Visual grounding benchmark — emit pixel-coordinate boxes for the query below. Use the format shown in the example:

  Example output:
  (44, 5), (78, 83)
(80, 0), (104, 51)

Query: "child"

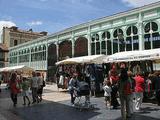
(103, 79), (112, 109)
(22, 77), (31, 106)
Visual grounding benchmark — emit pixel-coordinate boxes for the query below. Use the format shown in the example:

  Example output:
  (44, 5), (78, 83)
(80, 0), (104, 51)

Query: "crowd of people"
(102, 62), (160, 120)
(56, 62), (160, 120)
(0, 62), (160, 120)
(9, 71), (45, 107)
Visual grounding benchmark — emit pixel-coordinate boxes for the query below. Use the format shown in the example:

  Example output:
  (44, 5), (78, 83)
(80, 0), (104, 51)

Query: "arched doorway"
(48, 43), (57, 81)
(74, 37), (88, 57)
(59, 40), (72, 60)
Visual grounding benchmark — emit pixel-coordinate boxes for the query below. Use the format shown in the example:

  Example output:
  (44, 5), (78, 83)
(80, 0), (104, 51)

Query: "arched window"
(126, 25), (138, 51)
(101, 31), (111, 55)
(92, 34), (99, 41)
(43, 45), (46, 50)
(144, 22), (159, 49)
(102, 31), (110, 40)
(91, 33), (100, 55)
(113, 28), (124, 53)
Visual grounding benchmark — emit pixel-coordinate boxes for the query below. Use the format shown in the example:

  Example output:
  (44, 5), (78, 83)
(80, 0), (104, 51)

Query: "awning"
(55, 55), (106, 65)
(0, 65), (34, 72)
(103, 48), (160, 63)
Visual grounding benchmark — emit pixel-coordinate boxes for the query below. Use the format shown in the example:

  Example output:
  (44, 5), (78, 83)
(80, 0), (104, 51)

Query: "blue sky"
(0, 0), (159, 36)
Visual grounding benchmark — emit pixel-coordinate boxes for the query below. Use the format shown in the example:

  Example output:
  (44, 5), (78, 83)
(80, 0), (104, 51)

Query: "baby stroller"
(74, 81), (95, 111)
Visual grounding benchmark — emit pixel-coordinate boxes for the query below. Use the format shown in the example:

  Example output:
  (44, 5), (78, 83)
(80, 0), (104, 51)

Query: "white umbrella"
(55, 55), (106, 65)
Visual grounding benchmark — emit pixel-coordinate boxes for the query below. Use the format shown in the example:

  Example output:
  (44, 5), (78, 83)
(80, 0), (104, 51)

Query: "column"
(17, 50), (19, 66)
(71, 38), (75, 57)
(87, 33), (91, 55)
(138, 12), (144, 50)
(45, 42), (48, 70)
(29, 47), (31, 67)
(99, 32), (102, 54)
(56, 42), (59, 61)
(87, 26), (91, 55)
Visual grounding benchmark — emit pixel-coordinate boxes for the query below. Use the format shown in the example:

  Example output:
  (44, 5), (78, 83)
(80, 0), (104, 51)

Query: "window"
(14, 40), (18, 46)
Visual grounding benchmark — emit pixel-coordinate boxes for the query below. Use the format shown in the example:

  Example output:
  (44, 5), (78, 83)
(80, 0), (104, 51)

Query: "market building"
(9, 1), (160, 80)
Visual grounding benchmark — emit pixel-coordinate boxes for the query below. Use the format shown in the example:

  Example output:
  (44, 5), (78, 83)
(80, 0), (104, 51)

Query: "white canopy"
(0, 65), (34, 73)
(103, 48), (160, 63)
(55, 55), (106, 65)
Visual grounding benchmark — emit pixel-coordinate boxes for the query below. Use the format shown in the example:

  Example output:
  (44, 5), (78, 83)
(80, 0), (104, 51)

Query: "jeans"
(70, 92), (76, 104)
(120, 94), (133, 120)
(32, 87), (38, 102)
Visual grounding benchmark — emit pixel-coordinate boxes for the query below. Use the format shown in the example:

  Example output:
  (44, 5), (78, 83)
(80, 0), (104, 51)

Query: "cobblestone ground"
(0, 83), (160, 120)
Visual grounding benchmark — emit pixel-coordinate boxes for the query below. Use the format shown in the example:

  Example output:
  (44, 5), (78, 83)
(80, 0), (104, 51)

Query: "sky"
(0, 0), (160, 40)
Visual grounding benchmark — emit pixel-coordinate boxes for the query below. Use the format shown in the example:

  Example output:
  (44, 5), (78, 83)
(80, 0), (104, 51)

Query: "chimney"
(40, 31), (47, 36)
(29, 28), (33, 32)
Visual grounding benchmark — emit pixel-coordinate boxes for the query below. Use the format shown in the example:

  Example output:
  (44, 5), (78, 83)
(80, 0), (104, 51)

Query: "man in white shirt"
(31, 71), (39, 104)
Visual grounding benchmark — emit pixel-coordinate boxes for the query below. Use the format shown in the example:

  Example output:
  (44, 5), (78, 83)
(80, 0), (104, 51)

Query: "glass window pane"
(113, 39), (118, 53)
(96, 42), (100, 54)
(153, 32), (160, 48)
(144, 34), (151, 50)
(101, 41), (106, 54)
(126, 37), (132, 51)
(133, 36), (139, 50)
(107, 40), (112, 55)
(91, 43), (95, 55)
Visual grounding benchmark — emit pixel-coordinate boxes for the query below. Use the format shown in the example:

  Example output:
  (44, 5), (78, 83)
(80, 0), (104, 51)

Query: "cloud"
(122, 0), (160, 7)
(27, 21), (43, 26)
(0, 21), (16, 43)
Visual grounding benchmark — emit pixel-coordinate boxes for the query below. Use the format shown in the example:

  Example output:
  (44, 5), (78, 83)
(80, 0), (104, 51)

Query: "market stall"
(0, 65), (34, 83)
(103, 48), (160, 63)
(55, 55), (106, 92)
(55, 54), (106, 65)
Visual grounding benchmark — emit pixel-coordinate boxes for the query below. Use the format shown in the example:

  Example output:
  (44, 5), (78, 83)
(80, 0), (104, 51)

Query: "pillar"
(71, 38), (75, 57)
(138, 12), (144, 50)
(56, 42), (59, 61)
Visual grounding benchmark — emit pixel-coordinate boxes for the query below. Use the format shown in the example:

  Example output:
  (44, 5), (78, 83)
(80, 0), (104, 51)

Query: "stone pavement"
(0, 83), (160, 120)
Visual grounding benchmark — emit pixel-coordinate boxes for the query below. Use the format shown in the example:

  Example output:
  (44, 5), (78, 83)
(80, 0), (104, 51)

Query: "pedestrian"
(154, 72), (160, 106)
(109, 64), (119, 109)
(90, 75), (96, 97)
(127, 71), (135, 116)
(31, 71), (39, 104)
(68, 73), (78, 106)
(37, 72), (44, 102)
(103, 79), (112, 109)
(9, 72), (20, 107)
(134, 72), (145, 111)
(119, 62), (131, 120)
(21, 77), (31, 106)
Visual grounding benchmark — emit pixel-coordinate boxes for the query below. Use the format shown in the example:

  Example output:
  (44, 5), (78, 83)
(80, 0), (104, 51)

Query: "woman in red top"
(9, 72), (20, 107)
(134, 72), (145, 111)
(109, 64), (120, 109)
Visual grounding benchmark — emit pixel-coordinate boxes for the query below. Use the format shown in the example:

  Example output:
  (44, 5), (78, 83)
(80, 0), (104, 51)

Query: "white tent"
(0, 65), (34, 73)
(55, 55), (106, 65)
(103, 48), (160, 63)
